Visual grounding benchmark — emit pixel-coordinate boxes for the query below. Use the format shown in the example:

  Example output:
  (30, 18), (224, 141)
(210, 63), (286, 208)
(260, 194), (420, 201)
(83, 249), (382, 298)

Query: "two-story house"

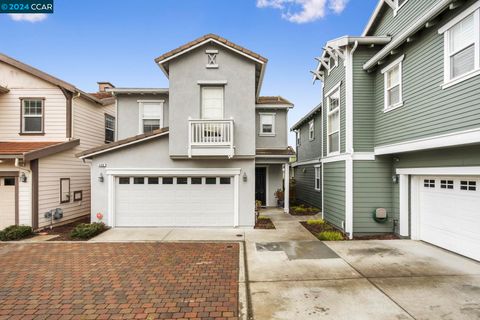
(78, 34), (294, 228)
(0, 54), (115, 230)
(290, 104), (322, 210)
(302, 0), (480, 260)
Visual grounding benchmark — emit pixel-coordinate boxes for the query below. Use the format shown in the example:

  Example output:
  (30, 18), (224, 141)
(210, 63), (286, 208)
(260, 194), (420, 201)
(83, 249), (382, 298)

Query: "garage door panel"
(115, 176), (234, 227)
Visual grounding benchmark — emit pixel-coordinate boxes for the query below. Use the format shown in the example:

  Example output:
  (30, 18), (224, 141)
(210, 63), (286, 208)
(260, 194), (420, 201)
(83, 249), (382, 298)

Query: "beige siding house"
(0, 54), (115, 229)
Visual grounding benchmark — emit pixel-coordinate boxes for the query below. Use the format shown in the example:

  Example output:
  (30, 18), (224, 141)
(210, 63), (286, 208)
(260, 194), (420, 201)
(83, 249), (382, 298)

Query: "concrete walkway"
(90, 208), (480, 320)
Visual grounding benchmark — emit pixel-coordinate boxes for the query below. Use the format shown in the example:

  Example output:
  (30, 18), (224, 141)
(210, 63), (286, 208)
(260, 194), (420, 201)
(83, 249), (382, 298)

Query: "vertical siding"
(0, 62), (67, 141)
(295, 112), (322, 162)
(374, 1), (480, 147)
(323, 161), (345, 229)
(322, 60), (346, 156)
(294, 164), (322, 210)
(352, 48), (376, 152)
(37, 97), (115, 228)
(353, 157), (395, 234)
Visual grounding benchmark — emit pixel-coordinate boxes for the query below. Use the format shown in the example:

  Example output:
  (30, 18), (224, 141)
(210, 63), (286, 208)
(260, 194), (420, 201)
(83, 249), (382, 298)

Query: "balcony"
(188, 119), (234, 158)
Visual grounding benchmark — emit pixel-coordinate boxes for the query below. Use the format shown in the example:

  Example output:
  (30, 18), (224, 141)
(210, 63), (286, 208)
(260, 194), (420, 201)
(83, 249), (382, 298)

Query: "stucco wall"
(255, 108), (289, 149)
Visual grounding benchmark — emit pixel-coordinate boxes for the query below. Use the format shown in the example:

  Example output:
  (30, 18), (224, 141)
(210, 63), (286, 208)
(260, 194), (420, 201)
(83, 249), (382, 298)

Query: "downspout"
(71, 92), (81, 140)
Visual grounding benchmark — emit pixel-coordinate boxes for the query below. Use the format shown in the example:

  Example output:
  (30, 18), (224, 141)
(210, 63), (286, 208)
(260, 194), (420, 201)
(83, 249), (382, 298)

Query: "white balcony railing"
(188, 119), (234, 158)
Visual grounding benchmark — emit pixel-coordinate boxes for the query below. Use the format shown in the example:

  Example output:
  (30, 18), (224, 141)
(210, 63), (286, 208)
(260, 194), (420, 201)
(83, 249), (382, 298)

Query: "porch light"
(98, 173), (104, 183)
(20, 172), (27, 183)
(243, 172), (247, 182)
(392, 174), (399, 184)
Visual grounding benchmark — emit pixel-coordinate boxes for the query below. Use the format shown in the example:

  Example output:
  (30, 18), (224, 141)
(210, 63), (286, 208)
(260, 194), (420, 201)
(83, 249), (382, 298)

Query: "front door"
(0, 177), (16, 229)
(255, 167), (267, 206)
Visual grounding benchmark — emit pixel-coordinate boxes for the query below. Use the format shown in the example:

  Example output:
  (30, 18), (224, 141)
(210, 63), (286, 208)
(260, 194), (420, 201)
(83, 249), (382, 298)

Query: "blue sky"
(2, 0), (377, 145)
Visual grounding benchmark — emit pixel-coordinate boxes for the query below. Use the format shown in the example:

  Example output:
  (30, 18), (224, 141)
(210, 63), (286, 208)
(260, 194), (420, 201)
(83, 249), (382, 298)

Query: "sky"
(2, 0), (378, 145)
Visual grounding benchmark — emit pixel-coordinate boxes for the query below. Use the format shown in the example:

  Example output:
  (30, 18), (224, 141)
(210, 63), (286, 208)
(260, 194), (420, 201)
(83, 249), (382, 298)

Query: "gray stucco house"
(294, 0), (480, 261)
(78, 34), (294, 228)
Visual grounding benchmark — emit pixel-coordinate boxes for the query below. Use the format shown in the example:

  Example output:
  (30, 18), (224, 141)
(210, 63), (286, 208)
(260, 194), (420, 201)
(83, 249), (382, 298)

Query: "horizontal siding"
(294, 164), (322, 210)
(296, 112), (322, 162)
(323, 161), (345, 229)
(353, 158), (395, 234)
(374, 1), (480, 146)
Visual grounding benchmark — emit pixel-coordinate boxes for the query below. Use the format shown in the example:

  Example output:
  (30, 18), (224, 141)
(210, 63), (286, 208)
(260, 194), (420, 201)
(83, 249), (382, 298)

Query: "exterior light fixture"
(98, 173), (104, 183)
(20, 172), (27, 183)
(243, 172), (247, 182)
(392, 174), (399, 184)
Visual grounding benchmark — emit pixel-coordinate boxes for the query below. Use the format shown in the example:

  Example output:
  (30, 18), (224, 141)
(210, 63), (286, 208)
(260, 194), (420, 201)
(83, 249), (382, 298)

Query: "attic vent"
(206, 49), (218, 69)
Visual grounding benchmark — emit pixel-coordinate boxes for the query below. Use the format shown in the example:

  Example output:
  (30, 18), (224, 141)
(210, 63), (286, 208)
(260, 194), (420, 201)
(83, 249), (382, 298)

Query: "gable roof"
(0, 140), (80, 161)
(257, 96), (293, 106)
(291, 103), (322, 131)
(362, 0), (389, 37)
(154, 34), (267, 98)
(77, 127), (169, 159)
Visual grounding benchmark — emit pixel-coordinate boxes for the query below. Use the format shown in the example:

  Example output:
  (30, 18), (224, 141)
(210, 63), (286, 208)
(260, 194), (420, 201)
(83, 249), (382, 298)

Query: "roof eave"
(290, 104), (322, 131)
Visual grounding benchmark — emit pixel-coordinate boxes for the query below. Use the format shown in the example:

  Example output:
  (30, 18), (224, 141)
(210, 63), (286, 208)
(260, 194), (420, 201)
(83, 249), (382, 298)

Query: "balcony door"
(201, 87), (224, 119)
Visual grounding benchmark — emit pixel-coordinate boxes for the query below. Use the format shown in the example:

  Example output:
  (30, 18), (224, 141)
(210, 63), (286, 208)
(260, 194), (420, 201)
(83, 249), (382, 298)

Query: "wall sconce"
(98, 173), (104, 183)
(392, 174), (399, 184)
(243, 172), (247, 182)
(20, 172), (27, 183)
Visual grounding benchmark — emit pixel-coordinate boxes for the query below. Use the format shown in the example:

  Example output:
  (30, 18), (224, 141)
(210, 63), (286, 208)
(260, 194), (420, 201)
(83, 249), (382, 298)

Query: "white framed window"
(21, 98), (44, 133)
(297, 128), (301, 146)
(314, 166), (321, 191)
(439, 3), (480, 88)
(259, 113), (275, 136)
(308, 119), (315, 141)
(328, 55), (338, 74)
(393, 0), (408, 16)
(326, 86), (340, 155)
(105, 114), (115, 143)
(138, 100), (164, 134)
(381, 55), (404, 112)
(201, 86), (224, 119)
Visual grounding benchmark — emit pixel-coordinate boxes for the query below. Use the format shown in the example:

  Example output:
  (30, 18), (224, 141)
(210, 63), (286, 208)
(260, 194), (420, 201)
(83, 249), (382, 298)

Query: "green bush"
(317, 231), (344, 241)
(0, 225), (33, 241)
(257, 215), (270, 220)
(293, 207), (308, 214)
(306, 219), (325, 225)
(70, 222), (106, 239)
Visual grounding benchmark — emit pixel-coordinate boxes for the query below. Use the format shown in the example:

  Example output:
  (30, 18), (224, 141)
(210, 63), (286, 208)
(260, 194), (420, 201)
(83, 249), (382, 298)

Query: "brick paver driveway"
(0, 243), (239, 320)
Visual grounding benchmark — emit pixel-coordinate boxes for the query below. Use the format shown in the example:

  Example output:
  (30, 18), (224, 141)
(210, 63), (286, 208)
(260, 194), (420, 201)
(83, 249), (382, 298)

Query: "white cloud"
(256, 0), (348, 23)
(8, 13), (48, 23)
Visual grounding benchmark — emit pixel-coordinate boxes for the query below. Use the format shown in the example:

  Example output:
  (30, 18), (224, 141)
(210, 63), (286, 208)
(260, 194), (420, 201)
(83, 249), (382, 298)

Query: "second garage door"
(418, 176), (480, 261)
(115, 176), (234, 227)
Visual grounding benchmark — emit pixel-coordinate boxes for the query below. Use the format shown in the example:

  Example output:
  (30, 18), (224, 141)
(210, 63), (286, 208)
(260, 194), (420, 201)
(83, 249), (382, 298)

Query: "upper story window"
(328, 55), (338, 73)
(439, 5), (480, 88)
(138, 100), (164, 134)
(259, 113), (275, 136)
(297, 129), (301, 146)
(314, 166), (321, 191)
(201, 87), (224, 119)
(381, 55), (404, 112)
(393, 0), (408, 15)
(326, 86), (340, 155)
(308, 119), (315, 141)
(105, 114), (115, 143)
(21, 98), (44, 134)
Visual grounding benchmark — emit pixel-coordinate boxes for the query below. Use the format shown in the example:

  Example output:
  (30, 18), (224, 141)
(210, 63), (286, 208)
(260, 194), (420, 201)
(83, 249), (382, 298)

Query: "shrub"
(70, 222), (106, 239)
(0, 225), (33, 241)
(257, 216), (270, 220)
(306, 219), (325, 225)
(293, 207), (308, 214)
(317, 231), (344, 241)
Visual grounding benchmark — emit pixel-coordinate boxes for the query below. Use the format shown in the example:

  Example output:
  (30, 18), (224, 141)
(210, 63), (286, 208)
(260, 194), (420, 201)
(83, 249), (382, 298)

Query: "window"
(205, 177), (217, 184)
(162, 177), (173, 184)
(439, 5), (480, 86)
(314, 167), (321, 191)
(460, 180), (476, 191)
(133, 177), (145, 184)
(60, 178), (70, 203)
(191, 177), (202, 184)
(176, 177), (188, 184)
(297, 129), (301, 146)
(201, 87), (224, 119)
(105, 114), (115, 143)
(381, 55), (404, 111)
(21, 99), (44, 133)
(441, 180), (454, 189)
(259, 113), (275, 136)
(394, 0), (408, 14)
(328, 55), (338, 73)
(119, 177), (130, 184)
(327, 87), (340, 154)
(148, 177), (159, 184)
(220, 177), (231, 185)
(308, 119), (315, 141)
(73, 191), (83, 201)
(139, 101), (163, 133)
(3, 177), (15, 186)
(424, 179), (435, 188)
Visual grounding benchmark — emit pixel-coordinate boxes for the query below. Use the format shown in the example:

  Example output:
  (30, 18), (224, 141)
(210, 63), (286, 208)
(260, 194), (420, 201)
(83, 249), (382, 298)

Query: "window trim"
(327, 55), (338, 74)
(73, 190), (83, 201)
(381, 55), (404, 112)
(308, 119), (315, 141)
(297, 128), (301, 146)
(104, 113), (115, 143)
(60, 178), (70, 204)
(314, 165), (321, 191)
(439, 3), (480, 89)
(259, 112), (276, 136)
(20, 98), (45, 135)
(326, 84), (341, 156)
(138, 100), (164, 134)
(201, 86), (225, 119)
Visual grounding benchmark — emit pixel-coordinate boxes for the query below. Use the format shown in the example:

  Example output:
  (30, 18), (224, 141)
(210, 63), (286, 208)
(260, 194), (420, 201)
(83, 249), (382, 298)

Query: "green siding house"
(297, 0), (480, 261)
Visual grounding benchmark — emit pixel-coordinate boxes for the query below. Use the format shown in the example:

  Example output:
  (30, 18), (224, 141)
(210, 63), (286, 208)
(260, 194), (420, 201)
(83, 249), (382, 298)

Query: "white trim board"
(396, 166), (480, 175)
(374, 127), (480, 155)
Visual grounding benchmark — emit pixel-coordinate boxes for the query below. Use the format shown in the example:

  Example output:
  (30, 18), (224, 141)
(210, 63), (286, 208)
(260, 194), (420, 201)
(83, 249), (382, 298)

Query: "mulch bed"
(354, 234), (400, 240)
(290, 210), (318, 216)
(255, 218), (276, 229)
(300, 221), (347, 240)
(37, 216), (106, 241)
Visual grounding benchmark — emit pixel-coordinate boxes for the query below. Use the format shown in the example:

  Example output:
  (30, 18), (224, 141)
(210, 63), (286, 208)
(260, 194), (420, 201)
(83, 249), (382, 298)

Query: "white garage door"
(0, 177), (16, 230)
(115, 176), (234, 227)
(418, 176), (480, 261)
